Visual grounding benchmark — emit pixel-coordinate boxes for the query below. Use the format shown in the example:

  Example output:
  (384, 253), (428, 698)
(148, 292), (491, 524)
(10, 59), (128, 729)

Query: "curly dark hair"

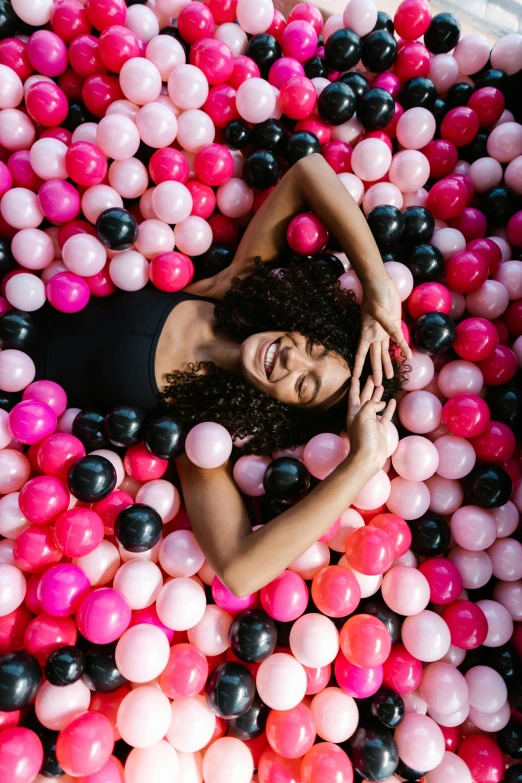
(162, 261), (406, 454)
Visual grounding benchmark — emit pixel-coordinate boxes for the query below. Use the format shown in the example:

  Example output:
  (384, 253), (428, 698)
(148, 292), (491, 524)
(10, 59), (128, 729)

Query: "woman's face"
(240, 331), (351, 408)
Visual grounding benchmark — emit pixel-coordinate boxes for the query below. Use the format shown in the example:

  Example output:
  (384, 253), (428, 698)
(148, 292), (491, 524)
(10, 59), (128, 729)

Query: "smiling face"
(240, 331), (352, 409)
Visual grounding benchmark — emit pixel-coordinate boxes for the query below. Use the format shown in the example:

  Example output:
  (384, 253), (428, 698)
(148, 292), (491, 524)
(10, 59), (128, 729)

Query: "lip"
(261, 339), (277, 380)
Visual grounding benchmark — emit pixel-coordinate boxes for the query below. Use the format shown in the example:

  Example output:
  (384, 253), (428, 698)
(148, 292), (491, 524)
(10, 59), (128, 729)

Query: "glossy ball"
(67, 455), (117, 503)
(229, 609), (277, 664)
(461, 463), (513, 508)
(348, 722), (399, 782)
(44, 646), (85, 686)
(206, 661), (256, 719)
(96, 208), (138, 251)
(361, 30), (397, 73)
(114, 503), (163, 553)
(263, 457), (310, 503)
(411, 312), (456, 354)
(0, 651), (41, 711)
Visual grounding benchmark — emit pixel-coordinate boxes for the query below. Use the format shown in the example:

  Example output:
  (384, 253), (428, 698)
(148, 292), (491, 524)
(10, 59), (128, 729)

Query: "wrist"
(342, 451), (380, 483)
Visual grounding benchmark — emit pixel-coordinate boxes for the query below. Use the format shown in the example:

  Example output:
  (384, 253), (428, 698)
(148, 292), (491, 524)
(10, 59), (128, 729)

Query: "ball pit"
(0, 0), (521, 781)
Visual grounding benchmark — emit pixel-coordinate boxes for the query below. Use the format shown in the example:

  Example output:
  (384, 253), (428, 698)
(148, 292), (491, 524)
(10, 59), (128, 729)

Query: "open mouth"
(263, 340), (278, 379)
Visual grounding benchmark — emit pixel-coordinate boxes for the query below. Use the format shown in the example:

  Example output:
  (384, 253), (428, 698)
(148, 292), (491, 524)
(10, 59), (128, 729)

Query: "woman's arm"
(176, 379), (395, 597)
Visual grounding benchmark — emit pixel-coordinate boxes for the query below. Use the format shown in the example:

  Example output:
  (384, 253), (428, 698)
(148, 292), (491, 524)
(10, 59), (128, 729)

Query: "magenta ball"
(418, 558), (463, 605)
(442, 394), (490, 438)
(8, 400), (57, 445)
(38, 563), (90, 616)
(18, 474), (68, 524)
(38, 180), (80, 223)
(260, 570), (309, 623)
(287, 212), (329, 255)
(46, 272), (90, 313)
(150, 252), (194, 292)
(77, 587), (131, 644)
(334, 653), (383, 698)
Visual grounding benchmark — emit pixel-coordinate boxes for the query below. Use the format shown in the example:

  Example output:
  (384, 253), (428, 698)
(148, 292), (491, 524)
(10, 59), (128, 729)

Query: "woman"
(39, 153), (410, 595)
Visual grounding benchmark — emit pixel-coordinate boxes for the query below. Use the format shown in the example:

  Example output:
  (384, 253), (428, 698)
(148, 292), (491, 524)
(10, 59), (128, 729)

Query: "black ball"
(245, 34), (281, 76)
(400, 77), (437, 111)
(72, 410), (109, 451)
(304, 56), (327, 79)
(484, 644), (521, 683)
(223, 119), (251, 149)
(0, 390), (21, 412)
(324, 28), (361, 72)
(461, 463), (513, 509)
(83, 644), (128, 693)
(460, 129), (489, 163)
(229, 609), (277, 663)
(473, 68), (509, 93)
(408, 512), (451, 557)
(357, 87), (395, 131)
(312, 251), (346, 278)
(114, 503), (163, 552)
(197, 243), (235, 278)
(259, 495), (288, 524)
(404, 243), (444, 283)
(105, 406), (146, 448)
(263, 457), (310, 502)
(424, 13), (461, 54)
(96, 208), (139, 250)
(370, 687), (405, 729)
(243, 149), (281, 190)
(504, 764), (522, 783)
(487, 386), (522, 430)
(0, 0), (17, 38)
(318, 82), (356, 126)
(0, 652), (41, 711)
(206, 662), (256, 719)
(227, 694), (269, 740)
(338, 71), (370, 99)
(373, 10), (394, 34)
(63, 101), (96, 132)
(497, 722), (522, 759)
(357, 598), (402, 644)
(395, 759), (426, 780)
(381, 250), (399, 263)
(45, 646), (85, 687)
(251, 119), (287, 154)
(411, 312), (456, 354)
(285, 131), (321, 166)
(67, 455), (117, 502)
(480, 186), (518, 225)
(366, 205), (405, 248)
(361, 30), (397, 74)
(446, 81), (474, 108)
(145, 414), (186, 460)
(40, 732), (64, 778)
(432, 97), (448, 127)
(0, 238), (14, 277)
(345, 722), (399, 782)
(0, 310), (36, 351)
(402, 206), (435, 247)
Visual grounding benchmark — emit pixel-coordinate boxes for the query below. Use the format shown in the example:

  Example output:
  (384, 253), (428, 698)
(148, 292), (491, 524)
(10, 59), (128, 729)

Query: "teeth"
(264, 343), (277, 377)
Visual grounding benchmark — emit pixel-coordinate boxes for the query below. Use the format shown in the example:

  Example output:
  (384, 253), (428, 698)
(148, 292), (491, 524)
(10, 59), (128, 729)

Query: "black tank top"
(33, 288), (214, 412)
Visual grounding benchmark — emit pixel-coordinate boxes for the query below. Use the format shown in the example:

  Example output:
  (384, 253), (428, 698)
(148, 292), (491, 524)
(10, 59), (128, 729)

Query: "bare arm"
(176, 379), (395, 597)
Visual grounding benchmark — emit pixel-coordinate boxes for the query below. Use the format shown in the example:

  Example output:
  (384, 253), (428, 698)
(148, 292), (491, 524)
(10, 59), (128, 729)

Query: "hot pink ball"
(38, 180), (80, 223)
(418, 557), (463, 605)
(212, 576), (256, 613)
(345, 526), (395, 576)
(54, 508), (104, 557)
(159, 642), (208, 700)
(150, 252), (194, 292)
(454, 317), (498, 361)
(22, 380), (67, 417)
(268, 57), (304, 89)
(446, 250), (489, 294)
(260, 570), (308, 623)
(470, 420), (516, 463)
(335, 652), (383, 698)
(281, 20), (318, 62)
(287, 212), (329, 255)
(18, 474), (68, 525)
(279, 76), (316, 120)
(441, 599), (488, 649)
(38, 563), (90, 616)
(47, 272), (91, 313)
(194, 143), (233, 187)
(427, 177), (468, 220)
(408, 282), (451, 319)
(56, 712), (114, 778)
(77, 587), (131, 644)
(8, 400), (57, 445)
(0, 728), (43, 783)
(382, 642), (422, 694)
(191, 38), (234, 85)
(25, 81), (68, 127)
(442, 393), (490, 438)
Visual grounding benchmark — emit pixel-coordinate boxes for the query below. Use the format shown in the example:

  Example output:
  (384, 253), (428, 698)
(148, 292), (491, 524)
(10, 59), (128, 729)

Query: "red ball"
(506, 210), (522, 247)
(445, 250), (489, 294)
(85, 0), (126, 32)
(422, 139), (458, 179)
(228, 55), (260, 90)
(296, 117), (331, 145)
(86, 264), (116, 298)
(124, 441), (168, 481)
(448, 208), (487, 242)
(408, 281), (451, 319)
(51, 0), (92, 44)
(441, 393), (491, 438)
(66, 141), (108, 187)
(446, 172), (474, 203)
(394, 0), (431, 39)
(440, 725), (461, 753)
(457, 735), (504, 783)
(311, 565), (361, 618)
(0, 38), (34, 81)
(454, 317), (499, 361)
(57, 68), (85, 102)
(207, 212), (238, 244)
(150, 251), (195, 292)
(204, 84), (239, 128)
(394, 42), (430, 82)
(178, 1), (215, 44)
(194, 143), (234, 186)
(92, 489), (133, 536)
(467, 87), (505, 127)
(441, 106), (480, 147)
(427, 177), (468, 220)
(68, 34), (106, 79)
(287, 212), (329, 255)
(279, 76), (317, 120)
(466, 238), (502, 275)
(322, 141), (353, 173)
(470, 420), (516, 463)
(476, 344), (518, 386)
(149, 148), (189, 185)
(185, 179), (216, 218)
(191, 38), (234, 85)
(0, 604), (33, 655)
(25, 82), (68, 127)
(98, 24), (141, 73)
(368, 513), (411, 558)
(505, 299), (522, 337)
(340, 614), (391, 668)
(203, 0), (237, 24)
(382, 643), (422, 694)
(344, 526), (395, 576)
(82, 73), (123, 117)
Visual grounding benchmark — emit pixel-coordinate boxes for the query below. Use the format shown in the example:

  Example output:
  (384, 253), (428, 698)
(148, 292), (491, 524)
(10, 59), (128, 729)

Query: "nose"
(281, 344), (311, 373)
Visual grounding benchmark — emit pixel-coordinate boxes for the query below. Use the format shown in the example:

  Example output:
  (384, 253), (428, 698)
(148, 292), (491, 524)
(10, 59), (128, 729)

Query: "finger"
(376, 314), (413, 359)
(382, 339), (394, 380)
(372, 385), (384, 403)
(360, 376), (375, 405)
(381, 398), (397, 425)
(370, 342), (383, 387)
(353, 339), (370, 380)
(359, 399), (385, 420)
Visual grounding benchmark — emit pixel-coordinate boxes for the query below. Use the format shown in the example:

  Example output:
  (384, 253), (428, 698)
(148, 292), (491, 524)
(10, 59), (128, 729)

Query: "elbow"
(219, 565), (256, 599)
(295, 152), (324, 174)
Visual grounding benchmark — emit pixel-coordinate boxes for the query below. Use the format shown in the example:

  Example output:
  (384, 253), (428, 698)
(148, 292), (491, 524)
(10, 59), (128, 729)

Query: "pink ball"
(488, 537), (522, 581)
(11, 228), (54, 271)
(0, 728), (43, 783)
(335, 652), (383, 698)
(418, 557), (463, 605)
(281, 20), (318, 62)
(0, 110), (36, 154)
(5, 273), (46, 312)
(397, 107), (436, 150)
(109, 251), (149, 292)
(399, 391), (442, 434)
(0, 350), (35, 393)
(389, 150), (430, 192)
(63, 234), (107, 277)
(465, 664), (507, 715)
(476, 598), (513, 647)
(0, 64), (23, 110)
(387, 477), (431, 520)
(8, 400), (57, 445)
(504, 155), (522, 194)
(77, 587), (131, 644)
(159, 530), (204, 578)
(302, 433), (348, 480)
(25, 82), (68, 127)
(27, 30), (67, 77)
(124, 742), (178, 783)
(185, 422), (232, 469)
(395, 713), (445, 773)
(363, 183), (404, 214)
(54, 508), (104, 558)
(256, 653), (307, 711)
(38, 563), (90, 616)
(434, 435), (476, 480)
(287, 212), (328, 256)
(174, 216), (213, 255)
(269, 57), (304, 89)
(38, 180), (80, 223)
(211, 576), (256, 613)
(351, 138), (392, 182)
(232, 455), (271, 496)
(441, 393), (490, 438)
(203, 737), (253, 783)
(402, 610), (451, 662)
(420, 661), (468, 717)
(431, 227), (466, 260)
(47, 272), (90, 313)
(353, 470), (391, 511)
(403, 351), (434, 391)
(448, 547), (493, 590)
(454, 316), (498, 361)
(487, 121), (522, 162)
(437, 360), (483, 398)
(191, 38), (234, 86)
(115, 623), (170, 683)
(261, 570), (308, 622)
(194, 143), (233, 187)
(392, 435), (439, 482)
(382, 565), (430, 616)
(450, 505), (497, 551)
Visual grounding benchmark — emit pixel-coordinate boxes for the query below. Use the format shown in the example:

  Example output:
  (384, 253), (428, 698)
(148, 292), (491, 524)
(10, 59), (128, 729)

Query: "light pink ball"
(106, 99), (140, 120)
(454, 34), (491, 75)
(152, 181), (192, 224)
(389, 150), (430, 193)
(187, 604), (233, 657)
(96, 115), (140, 161)
(493, 580), (522, 621)
(159, 530), (204, 577)
(341, 559), (382, 598)
(177, 109), (215, 152)
(215, 22), (248, 56)
(81, 185), (123, 224)
(434, 437), (476, 481)
(387, 477), (431, 520)
(425, 751), (472, 783)
(0, 64), (24, 109)
(117, 686), (172, 748)
(11, 228), (54, 270)
(72, 540), (120, 587)
(289, 613), (339, 668)
(236, 0), (274, 34)
(402, 611), (451, 662)
(504, 155), (522, 193)
(63, 234), (107, 277)
(0, 492), (29, 539)
(168, 64), (209, 110)
(429, 703), (469, 727)
(328, 508), (364, 553)
(6, 273), (45, 311)
(0, 350), (35, 393)
(426, 475), (464, 515)
(303, 433), (348, 480)
(397, 108), (436, 150)
(399, 391), (442, 434)
(120, 58), (162, 106)
(395, 714), (445, 772)
(289, 542), (330, 580)
(146, 35), (186, 80)
(202, 737), (253, 783)
(0, 563), (26, 616)
(109, 158), (149, 199)
(332, 115), (364, 144)
(256, 653), (307, 710)
(469, 157), (503, 192)
(392, 436), (439, 482)
(236, 77), (276, 124)
(35, 679), (91, 731)
(310, 687), (359, 743)
(403, 188), (429, 208)
(342, 0), (377, 36)
(491, 234), (512, 260)
(381, 565), (430, 616)
(437, 360), (483, 398)
(487, 122), (522, 162)
(338, 270), (362, 302)
(353, 469), (390, 510)
(136, 480), (180, 522)
(216, 178), (254, 218)
(125, 742), (179, 783)
(450, 506), (496, 551)
(323, 13), (343, 41)
(420, 662), (469, 715)
(351, 138), (392, 182)
(403, 352), (434, 392)
(363, 182), (403, 214)
(431, 227), (466, 259)
(0, 109), (35, 151)
(115, 623), (170, 682)
(175, 216), (213, 255)
(113, 560), (162, 610)
(491, 33), (522, 74)
(468, 701), (510, 732)
(487, 537), (522, 581)
(1, 188), (43, 229)
(384, 261), (414, 302)
(125, 4), (159, 42)
(136, 219), (174, 258)
(233, 455), (271, 496)
(476, 598), (514, 647)
(137, 103), (178, 148)
(338, 172), (364, 205)
(495, 260), (522, 300)
(156, 577), (206, 630)
(491, 501), (519, 538)
(466, 279), (509, 319)
(448, 547), (493, 589)
(465, 665), (507, 713)
(429, 54), (459, 93)
(71, 122), (98, 145)
(109, 250), (149, 291)
(29, 138), (68, 180)
(166, 696), (215, 753)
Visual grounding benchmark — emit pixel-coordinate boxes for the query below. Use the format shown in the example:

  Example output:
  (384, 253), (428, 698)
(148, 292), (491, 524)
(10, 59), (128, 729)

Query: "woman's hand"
(346, 377), (396, 473)
(353, 274), (412, 387)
